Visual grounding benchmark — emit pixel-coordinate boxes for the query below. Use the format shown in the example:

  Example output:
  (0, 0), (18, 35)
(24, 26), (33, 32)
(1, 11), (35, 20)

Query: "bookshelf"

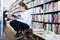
(32, 21), (60, 24)
(28, 0), (60, 35)
(9, 0), (60, 39)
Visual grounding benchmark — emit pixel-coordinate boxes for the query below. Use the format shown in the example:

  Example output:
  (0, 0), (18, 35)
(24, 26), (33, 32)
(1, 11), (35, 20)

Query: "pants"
(3, 19), (6, 32)
(10, 20), (29, 32)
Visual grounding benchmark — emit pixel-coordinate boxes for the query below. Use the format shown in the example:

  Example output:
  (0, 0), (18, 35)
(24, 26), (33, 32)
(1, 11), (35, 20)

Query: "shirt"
(16, 10), (32, 27)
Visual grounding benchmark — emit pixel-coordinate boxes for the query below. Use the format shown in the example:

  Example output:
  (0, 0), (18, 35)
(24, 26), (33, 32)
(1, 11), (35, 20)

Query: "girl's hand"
(11, 17), (16, 20)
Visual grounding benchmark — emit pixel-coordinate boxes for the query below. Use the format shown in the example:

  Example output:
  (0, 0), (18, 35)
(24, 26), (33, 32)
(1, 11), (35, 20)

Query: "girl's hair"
(19, 1), (28, 10)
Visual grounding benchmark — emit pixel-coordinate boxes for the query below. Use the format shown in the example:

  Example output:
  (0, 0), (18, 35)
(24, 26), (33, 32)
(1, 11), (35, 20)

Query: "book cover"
(44, 14), (48, 22)
(39, 6), (43, 13)
(55, 24), (59, 34)
(38, 15), (41, 21)
(52, 24), (59, 34)
(36, 15), (38, 21)
(46, 4), (49, 12)
(40, 23), (43, 29)
(58, 25), (60, 34)
(40, 15), (42, 21)
(35, 7), (40, 13)
(32, 22), (36, 28)
(33, 8), (36, 14)
(41, 0), (44, 4)
(44, 24), (47, 31)
(36, 23), (40, 29)
(58, 1), (60, 10)
(34, 15), (36, 21)
(46, 24), (51, 32)
(52, 13), (58, 23)
(51, 2), (54, 12)
(54, 2), (58, 11)
(52, 24), (56, 33)
(58, 12), (60, 23)
(37, 0), (41, 5)
(48, 14), (52, 22)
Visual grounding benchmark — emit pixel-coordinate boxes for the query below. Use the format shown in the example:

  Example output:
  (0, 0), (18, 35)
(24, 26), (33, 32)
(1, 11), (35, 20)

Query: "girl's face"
(20, 6), (25, 12)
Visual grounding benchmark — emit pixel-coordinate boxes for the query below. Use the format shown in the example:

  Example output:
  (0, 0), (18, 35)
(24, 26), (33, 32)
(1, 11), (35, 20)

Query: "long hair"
(19, 1), (28, 10)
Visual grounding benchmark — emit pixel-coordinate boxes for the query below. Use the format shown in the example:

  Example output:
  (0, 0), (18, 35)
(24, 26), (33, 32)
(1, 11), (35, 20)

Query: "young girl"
(10, 1), (32, 37)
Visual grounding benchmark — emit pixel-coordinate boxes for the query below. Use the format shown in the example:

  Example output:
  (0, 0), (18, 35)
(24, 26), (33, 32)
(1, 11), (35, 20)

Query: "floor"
(0, 23), (34, 40)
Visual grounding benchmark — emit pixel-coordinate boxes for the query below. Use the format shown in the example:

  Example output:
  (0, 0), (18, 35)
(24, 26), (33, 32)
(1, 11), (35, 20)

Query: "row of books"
(44, 24), (60, 34)
(32, 12), (60, 23)
(32, 22), (60, 34)
(28, 1), (60, 14)
(27, 0), (53, 7)
(44, 1), (60, 12)
(23, 0), (32, 3)
(32, 22), (43, 29)
(29, 6), (43, 14)
(27, 2), (34, 8)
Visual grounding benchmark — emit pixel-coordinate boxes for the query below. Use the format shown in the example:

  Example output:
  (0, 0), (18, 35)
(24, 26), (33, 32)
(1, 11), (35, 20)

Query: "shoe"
(14, 31), (23, 38)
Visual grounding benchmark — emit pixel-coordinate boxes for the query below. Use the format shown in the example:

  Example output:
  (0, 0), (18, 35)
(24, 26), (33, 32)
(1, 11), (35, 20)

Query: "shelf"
(31, 10), (60, 15)
(29, 4), (43, 9)
(28, 0), (58, 9)
(33, 32), (45, 40)
(31, 13), (43, 15)
(26, 0), (34, 4)
(44, 0), (57, 4)
(32, 21), (44, 23)
(26, 1), (32, 4)
(32, 21), (60, 24)
(44, 10), (60, 13)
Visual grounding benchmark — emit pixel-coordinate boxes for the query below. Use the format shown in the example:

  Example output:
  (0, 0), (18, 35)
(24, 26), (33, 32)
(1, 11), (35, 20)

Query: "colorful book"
(48, 14), (52, 22)
(39, 6), (43, 13)
(52, 24), (59, 34)
(58, 1), (60, 10)
(36, 15), (38, 21)
(40, 15), (42, 21)
(58, 12), (60, 23)
(52, 24), (56, 33)
(52, 13), (58, 23)
(36, 23), (40, 29)
(54, 2), (58, 11)
(44, 14), (48, 22)
(58, 25), (60, 34)
(38, 15), (41, 21)
(32, 22), (36, 28)
(35, 7), (40, 13)
(44, 24), (51, 32)
(40, 23), (43, 29)
(44, 24), (47, 31)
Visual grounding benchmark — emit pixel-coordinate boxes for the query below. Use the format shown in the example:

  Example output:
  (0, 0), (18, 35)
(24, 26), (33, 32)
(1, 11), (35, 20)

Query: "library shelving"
(9, 0), (60, 40)
(30, 0), (60, 35)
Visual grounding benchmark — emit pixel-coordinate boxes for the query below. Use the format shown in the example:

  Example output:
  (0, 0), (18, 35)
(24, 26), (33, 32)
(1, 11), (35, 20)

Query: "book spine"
(58, 25), (60, 34)
(58, 12), (60, 23)
(32, 22), (36, 28)
(36, 23), (40, 29)
(53, 14), (58, 23)
(38, 15), (41, 21)
(48, 14), (52, 22)
(58, 1), (60, 10)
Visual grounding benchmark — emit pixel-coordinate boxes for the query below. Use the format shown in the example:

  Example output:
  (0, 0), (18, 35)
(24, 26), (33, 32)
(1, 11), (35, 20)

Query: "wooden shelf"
(31, 10), (60, 15)
(44, 0), (57, 4)
(31, 13), (43, 15)
(33, 32), (45, 40)
(32, 21), (60, 24)
(29, 4), (43, 9)
(44, 10), (60, 13)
